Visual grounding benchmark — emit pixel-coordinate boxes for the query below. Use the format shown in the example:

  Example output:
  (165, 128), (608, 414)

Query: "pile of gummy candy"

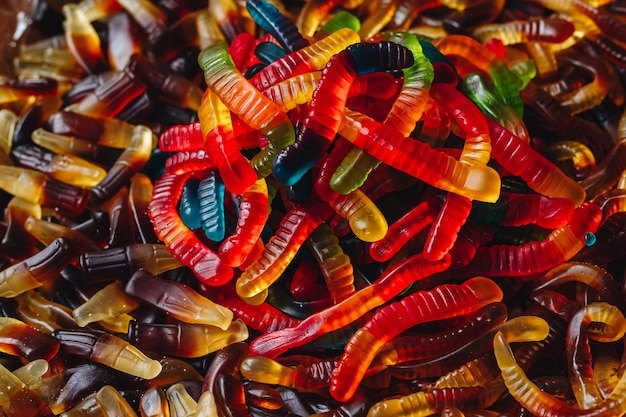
(1, 0), (626, 415)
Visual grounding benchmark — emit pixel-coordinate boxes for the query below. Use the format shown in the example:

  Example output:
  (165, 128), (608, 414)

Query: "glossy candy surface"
(1, 0), (626, 416)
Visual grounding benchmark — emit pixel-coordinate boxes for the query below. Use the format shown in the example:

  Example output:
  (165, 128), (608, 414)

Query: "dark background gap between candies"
(1, 0), (626, 416)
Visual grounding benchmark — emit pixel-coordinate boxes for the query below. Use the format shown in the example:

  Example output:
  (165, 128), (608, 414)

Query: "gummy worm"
(329, 277), (503, 401)
(488, 118), (586, 205)
(555, 48), (609, 115)
(307, 222), (356, 303)
(432, 314), (552, 389)
(368, 315), (550, 417)
(235, 198), (333, 301)
(433, 34), (524, 116)
(197, 169), (226, 242)
(494, 328), (626, 417)
(272, 41), (415, 187)
(249, 252), (450, 358)
(198, 88), (258, 194)
(330, 32), (434, 196)
(245, 0), (308, 52)
(465, 202), (602, 277)
(566, 302), (626, 408)
(218, 177), (269, 268)
(250, 27), (360, 91)
(472, 17), (576, 45)
(198, 42), (295, 179)
(371, 302), (508, 375)
(339, 110), (501, 203)
(148, 171), (233, 285)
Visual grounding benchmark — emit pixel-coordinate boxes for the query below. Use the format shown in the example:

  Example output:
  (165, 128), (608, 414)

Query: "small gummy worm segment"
(527, 0), (626, 44)
(295, 0), (342, 38)
(148, 171), (233, 286)
(217, 291), (301, 333)
(329, 276), (504, 402)
(500, 192), (575, 229)
(462, 71), (530, 143)
(198, 88), (258, 195)
(245, 0), (308, 53)
(488, 118), (586, 206)
(369, 196), (444, 262)
(431, 315), (552, 390)
(158, 122), (204, 152)
(227, 32), (261, 73)
(240, 354), (339, 391)
(328, 189), (388, 242)
(197, 169), (226, 242)
(250, 27), (361, 92)
(218, 177), (269, 268)
(530, 262), (626, 315)
(262, 71), (322, 113)
(164, 148), (214, 177)
(422, 193), (473, 261)
(306, 222), (356, 303)
(430, 82), (492, 166)
(433, 34), (524, 116)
